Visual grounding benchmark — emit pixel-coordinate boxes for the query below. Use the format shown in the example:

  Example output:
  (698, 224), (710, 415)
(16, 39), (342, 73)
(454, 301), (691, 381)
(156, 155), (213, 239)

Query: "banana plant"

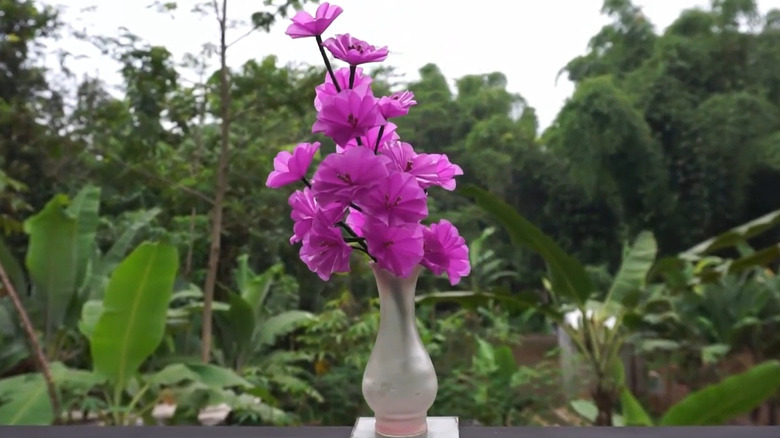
(573, 360), (780, 426)
(215, 255), (314, 371)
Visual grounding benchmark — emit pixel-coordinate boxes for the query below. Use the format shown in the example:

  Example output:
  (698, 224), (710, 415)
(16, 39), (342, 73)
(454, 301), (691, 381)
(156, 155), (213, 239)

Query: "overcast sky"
(46, 0), (780, 131)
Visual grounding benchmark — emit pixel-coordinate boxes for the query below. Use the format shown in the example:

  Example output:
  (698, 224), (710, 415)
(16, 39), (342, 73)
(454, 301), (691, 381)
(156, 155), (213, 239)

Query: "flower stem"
(374, 124), (386, 154)
(349, 65), (356, 89)
(338, 220), (375, 261)
(301, 177), (312, 188)
(316, 35), (339, 92)
(350, 243), (377, 262)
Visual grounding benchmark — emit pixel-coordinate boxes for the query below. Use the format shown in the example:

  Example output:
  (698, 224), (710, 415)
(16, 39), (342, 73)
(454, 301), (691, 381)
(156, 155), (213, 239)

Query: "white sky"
(45, 0), (780, 131)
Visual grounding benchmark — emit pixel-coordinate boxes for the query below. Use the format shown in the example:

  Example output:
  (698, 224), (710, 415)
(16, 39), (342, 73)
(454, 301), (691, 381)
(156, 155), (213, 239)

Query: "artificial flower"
(299, 213), (352, 280)
(363, 219), (424, 278)
(378, 91), (416, 119)
(358, 171), (427, 226)
(315, 67), (373, 111)
(337, 123), (399, 153)
(288, 188), (344, 244)
(322, 33), (388, 65)
(311, 146), (390, 206)
(266, 142), (320, 188)
(285, 2), (343, 39)
(421, 220), (471, 285)
(312, 89), (385, 146)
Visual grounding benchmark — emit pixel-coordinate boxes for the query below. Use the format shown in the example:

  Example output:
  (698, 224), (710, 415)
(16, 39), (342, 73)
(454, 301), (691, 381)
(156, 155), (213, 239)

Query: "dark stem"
(349, 65), (356, 89)
(337, 220), (375, 262)
(316, 35), (340, 92)
(374, 124), (386, 154)
(350, 244), (376, 261)
(301, 177), (312, 189)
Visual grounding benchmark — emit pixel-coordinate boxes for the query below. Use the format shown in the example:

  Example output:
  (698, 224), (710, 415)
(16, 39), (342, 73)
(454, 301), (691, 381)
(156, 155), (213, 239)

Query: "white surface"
(351, 417), (459, 438)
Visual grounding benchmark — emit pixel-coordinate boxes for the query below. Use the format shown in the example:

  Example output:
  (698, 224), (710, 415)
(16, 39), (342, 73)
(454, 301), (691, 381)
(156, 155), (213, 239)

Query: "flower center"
(384, 194), (402, 208)
(348, 43), (365, 53)
(404, 160), (414, 172)
(347, 113), (359, 127)
(337, 172), (353, 184)
(383, 240), (394, 248)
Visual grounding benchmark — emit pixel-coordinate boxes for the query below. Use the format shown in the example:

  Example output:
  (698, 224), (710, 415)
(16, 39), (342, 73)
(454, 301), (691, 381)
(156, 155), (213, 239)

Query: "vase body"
(362, 264), (437, 437)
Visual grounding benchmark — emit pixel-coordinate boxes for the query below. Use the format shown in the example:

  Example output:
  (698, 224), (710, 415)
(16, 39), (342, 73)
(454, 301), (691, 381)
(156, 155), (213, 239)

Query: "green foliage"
(89, 242), (179, 390)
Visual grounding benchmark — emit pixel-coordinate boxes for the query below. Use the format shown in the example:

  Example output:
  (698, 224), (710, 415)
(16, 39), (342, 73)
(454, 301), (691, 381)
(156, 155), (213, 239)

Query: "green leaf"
(90, 242), (179, 388)
(607, 231), (657, 307)
(620, 387), (653, 426)
(0, 373), (53, 425)
(0, 236), (27, 298)
(147, 363), (199, 386)
(256, 310), (314, 348)
(66, 185), (101, 292)
(701, 344), (730, 365)
(459, 184), (593, 305)
(683, 209), (780, 257)
(660, 360), (780, 425)
(23, 194), (79, 337)
(183, 363), (252, 389)
(570, 399), (597, 422)
(216, 293), (255, 366)
(87, 208), (160, 299)
(78, 299), (104, 340)
(493, 345), (517, 385)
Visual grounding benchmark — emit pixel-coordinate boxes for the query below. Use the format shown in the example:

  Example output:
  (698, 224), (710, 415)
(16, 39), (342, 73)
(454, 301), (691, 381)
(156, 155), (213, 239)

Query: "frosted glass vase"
(362, 264), (438, 437)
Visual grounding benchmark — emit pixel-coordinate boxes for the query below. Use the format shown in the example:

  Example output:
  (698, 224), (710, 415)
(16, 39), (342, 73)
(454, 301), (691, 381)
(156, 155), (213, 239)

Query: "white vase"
(362, 264), (437, 437)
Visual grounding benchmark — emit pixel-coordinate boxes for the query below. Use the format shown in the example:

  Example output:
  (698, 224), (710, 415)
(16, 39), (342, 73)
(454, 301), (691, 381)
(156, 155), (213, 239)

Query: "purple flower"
(337, 123), (399, 153)
(288, 188), (345, 244)
(421, 220), (470, 285)
(315, 67), (373, 111)
(311, 146), (390, 206)
(363, 219), (424, 278)
(299, 212), (352, 281)
(359, 171), (427, 226)
(266, 142), (320, 188)
(378, 91), (416, 119)
(414, 154), (463, 191)
(285, 2), (343, 39)
(345, 207), (366, 237)
(322, 34), (389, 65)
(312, 89), (385, 146)
(383, 142), (463, 191)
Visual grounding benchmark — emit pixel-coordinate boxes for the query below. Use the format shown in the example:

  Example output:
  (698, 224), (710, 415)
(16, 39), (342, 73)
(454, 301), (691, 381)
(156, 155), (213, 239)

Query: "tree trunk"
(592, 385), (614, 426)
(201, 0), (231, 363)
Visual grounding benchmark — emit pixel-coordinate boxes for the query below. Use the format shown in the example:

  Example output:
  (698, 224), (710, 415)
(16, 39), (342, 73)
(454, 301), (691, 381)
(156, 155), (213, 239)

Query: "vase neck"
(372, 265), (421, 331)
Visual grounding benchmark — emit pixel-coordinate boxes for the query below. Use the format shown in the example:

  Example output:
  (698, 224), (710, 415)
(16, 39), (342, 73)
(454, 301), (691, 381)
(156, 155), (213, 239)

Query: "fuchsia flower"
(288, 188), (344, 244)
(315, 67), (373, 111)
(312, 89), (385, 146)
(363, 219), (424, 278)
(266, 142), (320, 188)
(337, 123), (399, 153)
(273, 3), (471, 283)
(421, 220), (471, 285)
(322, 34), (389, 65)
(378, 91), (417, 119)
(285, 2), (343, 39)
(345, 207), (366, 236)
(311, 146), (390, 206)
(359, 171), (427, 226)
(300, 213), (353, 281)
(382, 142), (462, 190)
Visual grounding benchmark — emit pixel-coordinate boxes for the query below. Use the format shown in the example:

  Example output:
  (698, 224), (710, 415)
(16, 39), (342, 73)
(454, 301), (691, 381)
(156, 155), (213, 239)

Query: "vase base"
(352, 417), (459, 438)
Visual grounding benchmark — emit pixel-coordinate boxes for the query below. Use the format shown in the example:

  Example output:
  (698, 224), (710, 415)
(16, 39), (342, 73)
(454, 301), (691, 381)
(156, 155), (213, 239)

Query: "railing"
(6, 426), (780, 438)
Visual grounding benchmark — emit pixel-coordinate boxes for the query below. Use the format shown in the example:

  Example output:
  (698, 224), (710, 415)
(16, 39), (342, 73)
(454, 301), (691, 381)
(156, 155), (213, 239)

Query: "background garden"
(1, 0), (780, 427)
